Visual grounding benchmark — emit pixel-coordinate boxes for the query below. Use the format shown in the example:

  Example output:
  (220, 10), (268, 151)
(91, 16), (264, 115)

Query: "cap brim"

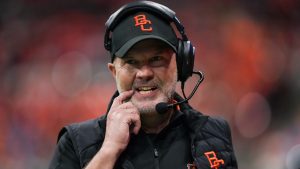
(114, 35), (177, 57)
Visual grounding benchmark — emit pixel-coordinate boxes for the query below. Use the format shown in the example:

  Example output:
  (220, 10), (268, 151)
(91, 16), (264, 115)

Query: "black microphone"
(155, 71), (204, 114)
(156, 102), (173, 114)
(156, 100), (187, 114)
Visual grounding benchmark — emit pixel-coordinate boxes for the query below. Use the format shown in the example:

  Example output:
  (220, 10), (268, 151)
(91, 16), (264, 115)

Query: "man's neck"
(140, 110), (174, 134)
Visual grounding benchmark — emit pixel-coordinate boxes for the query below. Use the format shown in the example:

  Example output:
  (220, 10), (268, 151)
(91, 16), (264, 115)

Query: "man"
(49, 1), (238, 169)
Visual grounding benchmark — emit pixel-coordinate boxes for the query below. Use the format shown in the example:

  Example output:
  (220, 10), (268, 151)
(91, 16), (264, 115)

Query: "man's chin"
(131, 94), (170, 113)
(131, 100), (160, 114)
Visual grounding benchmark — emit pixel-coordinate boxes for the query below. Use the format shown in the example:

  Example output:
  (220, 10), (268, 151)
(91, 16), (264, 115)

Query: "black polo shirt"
(116, 110), (193, 169)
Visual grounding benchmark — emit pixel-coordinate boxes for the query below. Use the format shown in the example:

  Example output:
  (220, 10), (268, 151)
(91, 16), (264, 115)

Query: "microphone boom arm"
(156, 71), (204, 114)
(184, 71), (204, 101)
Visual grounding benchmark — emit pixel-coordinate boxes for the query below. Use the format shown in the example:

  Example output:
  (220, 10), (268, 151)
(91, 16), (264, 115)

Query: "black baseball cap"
(110, 11), (178, 58)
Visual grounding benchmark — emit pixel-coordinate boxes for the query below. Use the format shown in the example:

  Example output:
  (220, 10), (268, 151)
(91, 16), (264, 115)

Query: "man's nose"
(136, 65), (154, 80)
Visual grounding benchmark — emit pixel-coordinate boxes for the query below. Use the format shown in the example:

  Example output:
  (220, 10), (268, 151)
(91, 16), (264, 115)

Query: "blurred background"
(0, 0), (299, 168)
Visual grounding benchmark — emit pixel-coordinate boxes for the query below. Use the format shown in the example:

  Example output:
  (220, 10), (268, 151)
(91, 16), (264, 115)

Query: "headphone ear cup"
(183, 40), (195, 79)
(176, 40), (184, 82)
(105, 39), (111, 51)
(177, 40), (195, 83)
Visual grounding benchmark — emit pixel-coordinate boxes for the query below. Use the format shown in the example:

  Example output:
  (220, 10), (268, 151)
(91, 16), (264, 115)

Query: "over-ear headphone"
(104, 1), (195, 83)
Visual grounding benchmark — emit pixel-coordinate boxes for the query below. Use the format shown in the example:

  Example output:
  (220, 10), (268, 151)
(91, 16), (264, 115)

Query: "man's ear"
(107, 63), (116, 78)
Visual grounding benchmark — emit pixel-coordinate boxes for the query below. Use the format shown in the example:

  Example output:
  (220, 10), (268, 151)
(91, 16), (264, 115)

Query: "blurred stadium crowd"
(0, 0), (299, 169)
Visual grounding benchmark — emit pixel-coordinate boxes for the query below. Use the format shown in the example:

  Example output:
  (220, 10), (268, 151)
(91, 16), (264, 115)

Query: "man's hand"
(103, 90), (141, 154)
(85, 90), (141, 169)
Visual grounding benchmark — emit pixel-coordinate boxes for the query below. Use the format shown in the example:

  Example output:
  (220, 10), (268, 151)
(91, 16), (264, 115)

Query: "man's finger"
(127, 113), (141, 135)
(117, 102), (138, 111)
(132, 117), (141, 135)
(112, 90), (134, 107)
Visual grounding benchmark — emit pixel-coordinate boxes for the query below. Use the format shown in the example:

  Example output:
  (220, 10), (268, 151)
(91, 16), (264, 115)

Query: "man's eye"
(149, 56), (166, 67)
(151, 56), (162, 61)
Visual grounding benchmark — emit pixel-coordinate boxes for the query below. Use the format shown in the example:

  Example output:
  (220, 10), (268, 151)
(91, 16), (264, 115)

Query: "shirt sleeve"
(48, 132), (81, 169)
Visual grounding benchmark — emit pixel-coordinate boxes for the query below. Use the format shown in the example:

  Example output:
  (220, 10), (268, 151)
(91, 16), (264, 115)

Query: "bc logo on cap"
(134, 14), (153, 32)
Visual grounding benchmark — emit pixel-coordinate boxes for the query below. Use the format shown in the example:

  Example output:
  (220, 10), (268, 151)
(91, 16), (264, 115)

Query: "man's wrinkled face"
(108, 39), (178, 116)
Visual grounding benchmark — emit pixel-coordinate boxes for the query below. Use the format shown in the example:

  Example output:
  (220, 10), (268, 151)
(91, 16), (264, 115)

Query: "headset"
(104, 1), (195, 84)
